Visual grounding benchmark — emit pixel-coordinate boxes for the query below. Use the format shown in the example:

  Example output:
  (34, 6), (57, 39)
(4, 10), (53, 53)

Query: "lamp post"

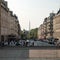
(29, 20), (30, 39)
(0, 0), (1, 44)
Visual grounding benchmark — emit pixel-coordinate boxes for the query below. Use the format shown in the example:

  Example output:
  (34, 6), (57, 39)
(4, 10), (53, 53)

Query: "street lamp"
(29, 20), (31, 39)
(0, 0), (1, 44)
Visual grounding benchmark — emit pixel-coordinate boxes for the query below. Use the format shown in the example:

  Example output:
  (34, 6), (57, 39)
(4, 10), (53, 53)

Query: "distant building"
(43, 18), (47, 39)
(53, 9), (60, 40)
(38, 24), (45, 40)
(0, 0), (21, 44)
(46, 13), (55, 39)
(38, 13), (55, 40)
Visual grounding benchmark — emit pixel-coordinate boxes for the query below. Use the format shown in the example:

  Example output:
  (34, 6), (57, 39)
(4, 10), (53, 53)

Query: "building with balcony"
(53, 9), (60, 40)
(38, 24), (45, 40)
(38, 13), (55, 40)
(44, 13), (55, 39)
(0, 0), (21, 44)
(43, 18), (47, 39)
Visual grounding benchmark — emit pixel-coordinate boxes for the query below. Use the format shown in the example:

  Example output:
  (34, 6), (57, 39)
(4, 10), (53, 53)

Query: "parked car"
(29, 40), (34, 46)
(56, 40), (60, 46)
(18, 40), (26, 46)
(9, 41), (16, 46)
(47, 38), (54, 44)
(54, 38), (59, 45)
(25, 39), (34, 47)
(4, 42), (8, 46)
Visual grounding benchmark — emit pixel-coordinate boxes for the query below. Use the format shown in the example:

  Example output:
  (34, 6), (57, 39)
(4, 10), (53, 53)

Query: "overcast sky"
(5, 0), (60, 30)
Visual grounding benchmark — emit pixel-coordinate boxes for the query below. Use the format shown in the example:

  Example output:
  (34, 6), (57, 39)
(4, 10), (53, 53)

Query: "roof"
(57, 9), (60, 14)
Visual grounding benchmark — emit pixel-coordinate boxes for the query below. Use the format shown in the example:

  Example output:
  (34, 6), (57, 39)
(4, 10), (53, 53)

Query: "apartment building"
(38, 24), (45, 40)
(53, 9), (60, 40)
(38, 25), (41, 39)
(0, 0), (21, 43)
(38, 13), (55, 40)
(43, 18), (47, 39)
(1, 0), (9, 42)
(44, 13), (55, 39)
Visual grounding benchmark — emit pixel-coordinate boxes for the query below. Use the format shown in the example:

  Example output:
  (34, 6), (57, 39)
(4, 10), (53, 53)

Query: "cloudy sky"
(5, 0), (60, 30)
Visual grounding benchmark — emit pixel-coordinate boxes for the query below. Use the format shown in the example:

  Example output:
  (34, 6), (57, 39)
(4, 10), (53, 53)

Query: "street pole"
(0, 0), (1, 44)
(29, 20), (30, 39)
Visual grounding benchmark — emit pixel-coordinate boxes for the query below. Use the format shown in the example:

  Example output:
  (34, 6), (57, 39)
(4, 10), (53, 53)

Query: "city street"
(0, 0), (60, 60)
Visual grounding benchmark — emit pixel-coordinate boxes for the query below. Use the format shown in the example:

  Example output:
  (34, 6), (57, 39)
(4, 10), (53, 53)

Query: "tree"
(30, 28), (38, 39)
(20, 28), (38, 40)
(21, 30), (29, 40)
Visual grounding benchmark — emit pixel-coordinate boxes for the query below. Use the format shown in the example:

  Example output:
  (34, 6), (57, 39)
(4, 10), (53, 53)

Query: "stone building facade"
(46, 13), (55, 39)
(38, 13), (55, 40)
(0, 0), (21, 43)
(53, 9), (60, 40)
(38, 24), (45, 39)
(1, 0), (9, 42)
(43, 18), (47, 39)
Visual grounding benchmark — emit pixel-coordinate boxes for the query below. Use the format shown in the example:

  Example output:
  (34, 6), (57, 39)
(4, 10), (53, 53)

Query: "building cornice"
(1, 1), (8, 12)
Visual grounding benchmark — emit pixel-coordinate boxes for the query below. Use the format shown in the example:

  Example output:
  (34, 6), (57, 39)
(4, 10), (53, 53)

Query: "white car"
(9, 41), (16, 46)
(4, 42), (8, 46)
